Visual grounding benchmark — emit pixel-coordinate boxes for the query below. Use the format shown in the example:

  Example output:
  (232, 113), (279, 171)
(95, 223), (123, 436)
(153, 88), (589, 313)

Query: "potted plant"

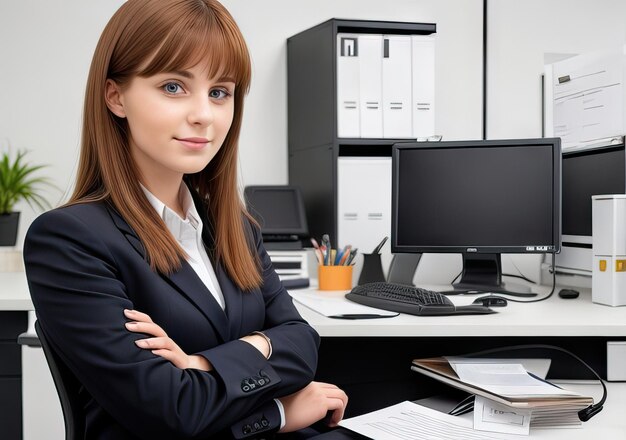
(0, 150), (52, 246)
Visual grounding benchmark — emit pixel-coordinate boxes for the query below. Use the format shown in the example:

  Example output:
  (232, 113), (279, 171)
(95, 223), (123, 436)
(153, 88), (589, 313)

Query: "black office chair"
(35, 320), (85, 440)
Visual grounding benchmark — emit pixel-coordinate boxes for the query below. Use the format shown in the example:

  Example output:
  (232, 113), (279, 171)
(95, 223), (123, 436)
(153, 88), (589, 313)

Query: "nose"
(187, 94), (214, 127)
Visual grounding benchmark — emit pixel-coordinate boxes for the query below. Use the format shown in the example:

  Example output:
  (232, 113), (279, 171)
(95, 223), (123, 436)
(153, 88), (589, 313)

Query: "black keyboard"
(346, 282), (496, 316)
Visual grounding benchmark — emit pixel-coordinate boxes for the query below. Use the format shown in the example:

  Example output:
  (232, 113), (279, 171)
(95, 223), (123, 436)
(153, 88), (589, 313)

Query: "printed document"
(339, 401), (523, 440)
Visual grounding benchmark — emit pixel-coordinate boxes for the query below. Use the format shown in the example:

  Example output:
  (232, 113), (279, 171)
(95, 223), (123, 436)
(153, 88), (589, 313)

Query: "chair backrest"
(35, 320), (85, 440)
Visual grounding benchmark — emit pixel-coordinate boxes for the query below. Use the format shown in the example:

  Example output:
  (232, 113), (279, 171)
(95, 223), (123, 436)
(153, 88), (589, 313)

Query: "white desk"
(0, 271), (32, 311)
(290, 287), (626, 337)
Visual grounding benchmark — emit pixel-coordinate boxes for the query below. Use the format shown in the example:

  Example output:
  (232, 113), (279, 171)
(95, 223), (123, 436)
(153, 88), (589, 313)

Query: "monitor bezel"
(391, 138), (562, 255)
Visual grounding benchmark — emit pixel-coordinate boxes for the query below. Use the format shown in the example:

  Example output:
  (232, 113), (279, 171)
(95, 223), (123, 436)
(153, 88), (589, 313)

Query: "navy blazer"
(24, 199), (320, 439)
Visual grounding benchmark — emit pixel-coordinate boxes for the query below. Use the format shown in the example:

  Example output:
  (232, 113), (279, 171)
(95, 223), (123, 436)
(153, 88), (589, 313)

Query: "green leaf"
(0, 150), (54, 214)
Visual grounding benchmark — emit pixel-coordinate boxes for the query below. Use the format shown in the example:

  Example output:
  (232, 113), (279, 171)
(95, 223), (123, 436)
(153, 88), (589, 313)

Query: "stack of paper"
(411, 357), (594, 434)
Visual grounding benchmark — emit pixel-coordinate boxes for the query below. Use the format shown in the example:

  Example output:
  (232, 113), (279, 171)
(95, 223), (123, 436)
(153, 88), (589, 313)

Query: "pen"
(372, 236), (389, 254)
(322, 234), (331, 265)
(328, 313), (399, 319)
(345, 248), (358, 265)
(310, 238), (324, 265)
(337, 245), (352, 266)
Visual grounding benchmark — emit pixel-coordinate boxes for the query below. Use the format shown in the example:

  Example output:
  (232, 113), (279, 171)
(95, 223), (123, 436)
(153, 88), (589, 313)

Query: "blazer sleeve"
(197, 220), (320, 399)
(24, 209), (298, 439)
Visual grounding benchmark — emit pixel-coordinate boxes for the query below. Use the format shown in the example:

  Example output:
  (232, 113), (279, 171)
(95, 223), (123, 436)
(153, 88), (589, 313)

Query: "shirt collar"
(141, 183), (202, 240)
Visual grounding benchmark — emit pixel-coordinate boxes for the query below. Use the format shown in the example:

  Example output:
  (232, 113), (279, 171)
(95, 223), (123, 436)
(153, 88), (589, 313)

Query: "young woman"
(23, 0), (348, 438)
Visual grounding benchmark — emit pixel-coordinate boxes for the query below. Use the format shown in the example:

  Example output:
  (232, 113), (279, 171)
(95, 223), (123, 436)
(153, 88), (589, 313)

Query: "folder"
(411, 34), (436, 137)
(411, 357), (594, 428)
(336, 33), (361, 138)
(358, 34), (383, 138)
(382, 35), (413, 138)
(337, 157), (391, 255)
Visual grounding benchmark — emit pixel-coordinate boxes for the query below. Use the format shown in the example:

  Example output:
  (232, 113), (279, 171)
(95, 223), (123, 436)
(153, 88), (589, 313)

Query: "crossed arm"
(124, 308), (348, 432)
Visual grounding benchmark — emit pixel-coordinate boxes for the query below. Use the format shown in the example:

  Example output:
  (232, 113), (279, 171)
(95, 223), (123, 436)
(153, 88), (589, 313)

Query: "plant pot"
(0, 212), (20, 246)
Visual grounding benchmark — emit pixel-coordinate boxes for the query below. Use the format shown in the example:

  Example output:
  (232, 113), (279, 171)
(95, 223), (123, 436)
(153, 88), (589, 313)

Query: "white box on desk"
(592, 194), (626, 306)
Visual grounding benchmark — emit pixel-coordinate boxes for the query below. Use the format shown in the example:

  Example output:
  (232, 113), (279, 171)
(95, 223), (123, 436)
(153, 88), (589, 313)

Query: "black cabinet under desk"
(0, 311), (28, 440)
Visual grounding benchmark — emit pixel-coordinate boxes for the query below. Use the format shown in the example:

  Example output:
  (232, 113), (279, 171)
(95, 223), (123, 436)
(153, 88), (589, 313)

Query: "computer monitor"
(244, 185), (308, 238)
(559, 145), (625, 273)
(391, 138), (561, 294)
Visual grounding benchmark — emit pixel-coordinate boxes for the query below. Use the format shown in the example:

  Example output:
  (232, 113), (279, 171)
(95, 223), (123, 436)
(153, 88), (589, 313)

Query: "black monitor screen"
(244, 186), (308, 236)
(392, 138), (561, 294)
(562, 146), (625, 238)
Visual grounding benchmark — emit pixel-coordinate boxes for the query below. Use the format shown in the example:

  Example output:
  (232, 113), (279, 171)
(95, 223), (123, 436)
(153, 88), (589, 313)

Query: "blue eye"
(163, 82), (181, 94)
(209, 89), (230, 99)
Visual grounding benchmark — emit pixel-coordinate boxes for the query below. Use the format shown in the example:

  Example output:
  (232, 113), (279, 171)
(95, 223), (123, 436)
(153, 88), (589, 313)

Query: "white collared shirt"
(141, 184), (226, 310)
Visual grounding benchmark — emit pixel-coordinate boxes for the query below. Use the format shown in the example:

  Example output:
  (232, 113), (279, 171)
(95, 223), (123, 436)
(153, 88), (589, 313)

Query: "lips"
(176, 137), (210, 150)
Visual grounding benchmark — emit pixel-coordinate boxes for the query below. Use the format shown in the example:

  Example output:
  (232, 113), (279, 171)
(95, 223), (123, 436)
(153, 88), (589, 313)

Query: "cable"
(448, 254), (554, 299)
(461, 343), (606, 422)
(487, 253), (556, 303)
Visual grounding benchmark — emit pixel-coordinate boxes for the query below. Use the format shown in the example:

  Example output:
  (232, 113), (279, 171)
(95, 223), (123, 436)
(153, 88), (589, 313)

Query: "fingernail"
(124, 309), (135, 315)
(135, 339), (148, 348)
(125, 322), (137, 328)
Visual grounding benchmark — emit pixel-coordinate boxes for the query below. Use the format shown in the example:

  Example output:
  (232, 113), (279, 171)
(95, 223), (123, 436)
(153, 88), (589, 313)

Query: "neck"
(142, 176), (185, 218)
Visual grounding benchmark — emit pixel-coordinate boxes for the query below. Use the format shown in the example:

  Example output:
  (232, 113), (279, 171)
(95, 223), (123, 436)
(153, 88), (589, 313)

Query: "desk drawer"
(0, 311), (28, 339)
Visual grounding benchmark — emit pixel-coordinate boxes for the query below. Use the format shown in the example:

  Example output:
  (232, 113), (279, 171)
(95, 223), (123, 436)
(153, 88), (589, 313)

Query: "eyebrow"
(165, 70), (236, 83)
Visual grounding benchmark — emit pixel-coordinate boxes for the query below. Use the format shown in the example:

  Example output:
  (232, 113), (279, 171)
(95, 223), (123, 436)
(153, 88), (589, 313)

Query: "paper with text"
(339, 401), (522, 440)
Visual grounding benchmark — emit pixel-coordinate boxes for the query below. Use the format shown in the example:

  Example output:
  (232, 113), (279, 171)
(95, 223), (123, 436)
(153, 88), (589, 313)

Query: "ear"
(105, 79), (126, 118)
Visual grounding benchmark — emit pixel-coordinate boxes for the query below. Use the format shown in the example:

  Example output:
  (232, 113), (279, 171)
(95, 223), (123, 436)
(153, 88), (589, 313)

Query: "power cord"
(491, 253), (557, 303)
(462, 343), (606, 422)
(448, 253), (555, 301)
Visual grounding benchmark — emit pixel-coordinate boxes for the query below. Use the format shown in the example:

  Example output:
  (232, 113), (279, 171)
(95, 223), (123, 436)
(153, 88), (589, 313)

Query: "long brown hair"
(70, 0), (262, 290)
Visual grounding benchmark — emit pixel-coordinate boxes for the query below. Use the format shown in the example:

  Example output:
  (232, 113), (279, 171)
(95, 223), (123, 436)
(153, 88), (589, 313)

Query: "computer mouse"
(472, 295), (508, 307)
(558, 288), (580, 299)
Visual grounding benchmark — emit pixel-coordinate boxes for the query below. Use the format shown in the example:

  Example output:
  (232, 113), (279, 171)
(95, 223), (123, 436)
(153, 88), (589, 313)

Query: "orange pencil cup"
(318, 265), (353, 291)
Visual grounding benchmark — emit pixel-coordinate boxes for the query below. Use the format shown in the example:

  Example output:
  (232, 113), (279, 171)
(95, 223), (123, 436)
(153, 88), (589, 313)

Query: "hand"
(278, 382), (348, 433)
(124, 309), (212, 371)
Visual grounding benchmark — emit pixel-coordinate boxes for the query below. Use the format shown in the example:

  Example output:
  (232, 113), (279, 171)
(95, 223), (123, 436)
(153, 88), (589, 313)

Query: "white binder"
(411, 34), (436, 137)
(337, 34), (361, 138)
(358, 34), (383, 138)
(337, 157), (392, 255)
(382, 35), (413, 138)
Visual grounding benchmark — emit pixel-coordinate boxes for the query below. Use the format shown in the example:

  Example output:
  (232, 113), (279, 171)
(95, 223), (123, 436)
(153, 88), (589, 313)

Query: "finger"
(318, 382), (341, 391)
(125, 321), (167, 337)
(327, 398), (347, 426)
(124, 309), (154, 323)
(150, 349), (177, 362)
(322, 387), (349, 406)
(134, 337), (172, 350)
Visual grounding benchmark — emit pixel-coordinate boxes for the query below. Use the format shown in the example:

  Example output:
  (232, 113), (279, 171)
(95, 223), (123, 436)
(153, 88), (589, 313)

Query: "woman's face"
(106, 62), (235, 186)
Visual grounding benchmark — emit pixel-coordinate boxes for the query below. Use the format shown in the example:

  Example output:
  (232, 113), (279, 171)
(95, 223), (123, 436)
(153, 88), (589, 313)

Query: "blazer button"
(261, 417), (269, 427)
(242, 424), (252, 435)
(253, 422), (261, 431)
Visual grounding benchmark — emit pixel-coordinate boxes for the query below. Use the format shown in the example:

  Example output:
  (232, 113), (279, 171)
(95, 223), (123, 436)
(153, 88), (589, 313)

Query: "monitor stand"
(453, 253), (536, 297)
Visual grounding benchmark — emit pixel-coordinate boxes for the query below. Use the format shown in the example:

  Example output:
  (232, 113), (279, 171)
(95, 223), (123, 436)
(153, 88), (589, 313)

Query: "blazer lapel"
(165, 263), (230, 342)
(106, 204), (230, 342)
(215, 263), (245, 337)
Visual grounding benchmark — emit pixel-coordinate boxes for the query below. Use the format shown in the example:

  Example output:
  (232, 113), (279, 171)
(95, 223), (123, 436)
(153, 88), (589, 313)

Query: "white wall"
(0, 0), (482, 249)
(487, 0), (626, 140)
(0, 0), (126, 247)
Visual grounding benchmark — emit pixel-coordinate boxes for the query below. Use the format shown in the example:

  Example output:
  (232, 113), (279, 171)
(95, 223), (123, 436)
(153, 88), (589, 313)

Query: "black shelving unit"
(287, 19), (436, 242)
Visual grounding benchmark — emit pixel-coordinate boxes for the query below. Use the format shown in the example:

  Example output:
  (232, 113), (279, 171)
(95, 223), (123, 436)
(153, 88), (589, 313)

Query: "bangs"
(137, 2), (251, 91)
